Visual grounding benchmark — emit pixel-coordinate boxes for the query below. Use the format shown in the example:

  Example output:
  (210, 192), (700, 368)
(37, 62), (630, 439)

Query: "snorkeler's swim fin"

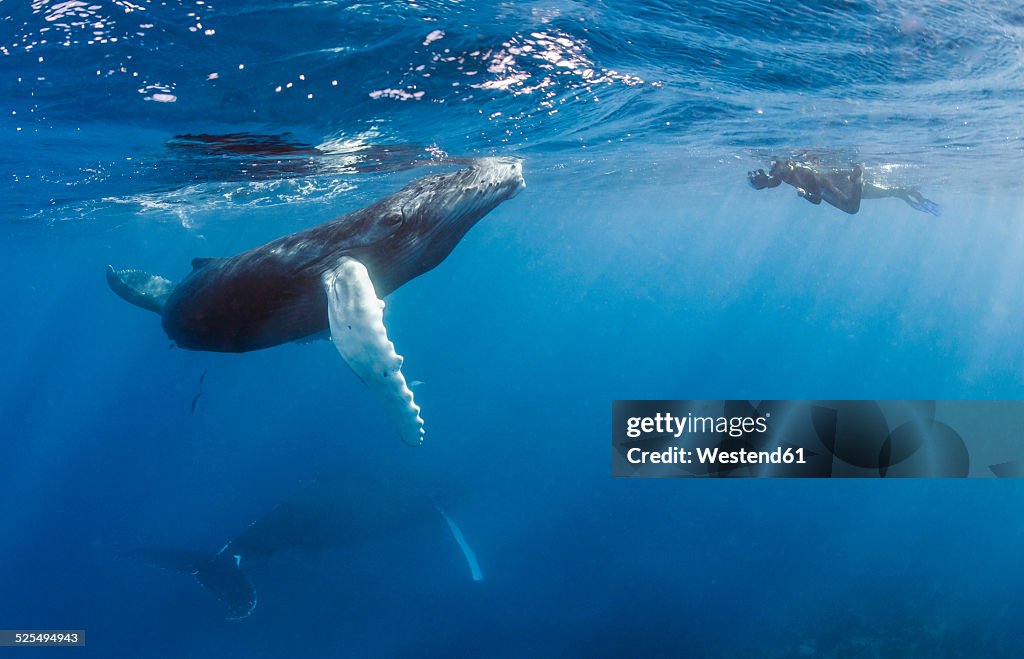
(124, 547), (257, 620)
(908, 198), (941, 216)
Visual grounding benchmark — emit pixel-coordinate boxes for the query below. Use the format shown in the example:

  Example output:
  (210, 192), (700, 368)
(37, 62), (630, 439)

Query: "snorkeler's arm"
(789, 167), (822, 204)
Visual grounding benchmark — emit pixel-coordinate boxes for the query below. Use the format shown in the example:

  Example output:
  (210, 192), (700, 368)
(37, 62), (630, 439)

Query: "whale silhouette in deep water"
(125, 471), (483, 619)
(107, 157), (525, 444)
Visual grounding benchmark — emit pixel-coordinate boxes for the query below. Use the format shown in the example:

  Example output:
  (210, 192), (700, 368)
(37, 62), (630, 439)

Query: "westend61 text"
(626, 446), (807, 466)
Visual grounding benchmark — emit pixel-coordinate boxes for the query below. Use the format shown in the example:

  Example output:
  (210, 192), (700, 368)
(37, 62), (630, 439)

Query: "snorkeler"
(748, 158), (940, 216)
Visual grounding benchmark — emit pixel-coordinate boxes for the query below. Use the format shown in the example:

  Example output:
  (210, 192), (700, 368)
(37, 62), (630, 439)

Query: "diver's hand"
(795, 187), (821, 204)
(748, 169), (772, 189)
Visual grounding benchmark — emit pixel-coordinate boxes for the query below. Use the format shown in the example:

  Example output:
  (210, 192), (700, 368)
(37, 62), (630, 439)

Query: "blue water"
(4, 1), (1024, 656)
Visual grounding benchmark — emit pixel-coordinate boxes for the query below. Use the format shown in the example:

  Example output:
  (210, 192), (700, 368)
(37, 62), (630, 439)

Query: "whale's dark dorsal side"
(191, 257), (221, 270)
(108, 158), (525, 443)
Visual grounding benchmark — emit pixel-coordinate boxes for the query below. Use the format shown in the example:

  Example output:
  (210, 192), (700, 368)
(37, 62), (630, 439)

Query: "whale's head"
(360, 157), (525, 291)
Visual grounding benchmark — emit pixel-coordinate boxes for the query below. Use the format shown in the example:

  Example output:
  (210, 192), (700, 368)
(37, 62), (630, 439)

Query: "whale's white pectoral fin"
(324, 257), (425, 446)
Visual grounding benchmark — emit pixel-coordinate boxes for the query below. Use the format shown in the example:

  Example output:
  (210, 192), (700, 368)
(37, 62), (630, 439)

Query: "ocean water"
(3, 1), (1024, 657)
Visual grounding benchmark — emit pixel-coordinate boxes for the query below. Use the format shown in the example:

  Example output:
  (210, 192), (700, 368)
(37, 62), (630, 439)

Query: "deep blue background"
(3, 1), (1024, 656)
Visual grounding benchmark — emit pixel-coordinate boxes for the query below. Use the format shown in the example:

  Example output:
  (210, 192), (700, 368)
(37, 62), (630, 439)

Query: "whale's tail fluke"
(106, 266), (176, 314)
(125, 547), (257, 619)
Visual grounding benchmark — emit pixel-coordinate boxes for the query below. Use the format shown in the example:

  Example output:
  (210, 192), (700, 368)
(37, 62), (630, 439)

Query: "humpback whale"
(107, 157), (525, 444)
(125, 471), (483, 619)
